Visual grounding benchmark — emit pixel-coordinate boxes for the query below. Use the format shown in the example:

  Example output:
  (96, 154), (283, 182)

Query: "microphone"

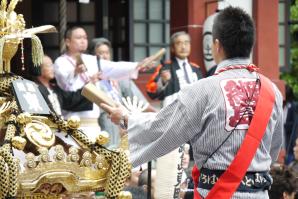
(96, 56), (101, 72)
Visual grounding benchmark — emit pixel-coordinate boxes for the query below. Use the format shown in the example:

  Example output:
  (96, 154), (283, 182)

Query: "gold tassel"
(31, 34), (44, 66)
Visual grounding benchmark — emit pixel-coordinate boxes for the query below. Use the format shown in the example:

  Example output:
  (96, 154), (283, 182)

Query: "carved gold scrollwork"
(53, 145), (66, 162)
(38, 147), (50, 163)
(95, 154), (109, 170)
(25, 152), (36, 169)
(80, 151), (92, 167)
(67, 146), (79, 163)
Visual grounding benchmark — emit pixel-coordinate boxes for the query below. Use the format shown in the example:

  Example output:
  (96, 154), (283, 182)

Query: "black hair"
(64, 26), (83, 40)
(286, 85), (295, 102)
(212, 6), (255, 58)
(269, 166), (297, 199)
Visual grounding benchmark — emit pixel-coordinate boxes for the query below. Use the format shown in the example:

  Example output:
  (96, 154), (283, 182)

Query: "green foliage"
(291, 1), (298, 22)
(282, 1), (298, 99)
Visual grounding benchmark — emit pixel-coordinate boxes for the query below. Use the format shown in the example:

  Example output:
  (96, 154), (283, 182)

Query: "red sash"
(193, 74), (275, 199)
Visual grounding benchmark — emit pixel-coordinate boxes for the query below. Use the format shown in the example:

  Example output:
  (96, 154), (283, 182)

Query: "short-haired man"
(54, 27), (153, 139)
(146, 31), (202, 107)
(55, 26), (149, 92)
(102, 7), (283, 199)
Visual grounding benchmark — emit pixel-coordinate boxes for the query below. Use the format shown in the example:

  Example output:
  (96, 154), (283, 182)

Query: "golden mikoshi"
(0, 0), (131, 198)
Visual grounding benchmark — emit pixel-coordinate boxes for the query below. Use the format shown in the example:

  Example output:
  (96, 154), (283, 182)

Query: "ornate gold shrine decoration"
(0, 67), (131, 199)
(18, 145), (110, 196)
(0, 72), (130, 199)
(96, 131), (110, 145)
(67, 115), (80, 129)
(0, 0), (56, 73)
(11, 136), (27, 150)
(24, 120), (55, 148)
(0, 1), (131, 198)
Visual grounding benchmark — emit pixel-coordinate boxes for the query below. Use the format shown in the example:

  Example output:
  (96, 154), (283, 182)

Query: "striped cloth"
(127, 58), (283, 199)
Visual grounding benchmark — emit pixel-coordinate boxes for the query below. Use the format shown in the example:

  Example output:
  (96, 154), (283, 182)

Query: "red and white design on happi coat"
(220, 78), (260, 131)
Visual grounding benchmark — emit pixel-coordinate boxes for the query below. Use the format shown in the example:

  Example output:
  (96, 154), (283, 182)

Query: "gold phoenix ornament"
(0, 0), (56, 73)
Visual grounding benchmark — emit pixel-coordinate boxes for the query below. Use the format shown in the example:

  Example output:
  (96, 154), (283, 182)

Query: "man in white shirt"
(54, 26), (152, 141)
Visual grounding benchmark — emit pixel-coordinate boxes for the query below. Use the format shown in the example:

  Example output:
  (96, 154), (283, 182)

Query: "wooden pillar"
(253, 0), (285, 96)
(170, 0), (218, 75)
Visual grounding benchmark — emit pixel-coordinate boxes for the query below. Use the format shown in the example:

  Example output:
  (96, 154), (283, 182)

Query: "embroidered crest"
(220, 78), (259, 131)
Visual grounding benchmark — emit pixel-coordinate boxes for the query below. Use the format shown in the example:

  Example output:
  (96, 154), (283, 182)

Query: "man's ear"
(65, 38), (70, 47)
(214, 39), (220, 53)
(283, 192), (291, 199)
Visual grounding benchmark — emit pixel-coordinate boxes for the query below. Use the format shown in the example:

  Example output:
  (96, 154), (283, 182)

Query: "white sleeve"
(270, 112), (283, 163)
(54, 57), (80, 91)
(100, 59), (139, 80)
(270, 87), (284, 163)
(127, 86), (206, 167)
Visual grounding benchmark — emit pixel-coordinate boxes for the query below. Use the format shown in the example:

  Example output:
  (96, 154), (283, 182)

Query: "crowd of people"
(31, 6), (298, 199)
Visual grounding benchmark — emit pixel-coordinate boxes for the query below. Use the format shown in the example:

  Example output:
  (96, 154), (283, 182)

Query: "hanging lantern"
(202, 12), (218, 72)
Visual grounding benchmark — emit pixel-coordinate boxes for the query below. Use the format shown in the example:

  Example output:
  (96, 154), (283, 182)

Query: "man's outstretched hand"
(137, 57), (157, 72)
(100, 103), (129, 125)
(137, 48), (166, 72)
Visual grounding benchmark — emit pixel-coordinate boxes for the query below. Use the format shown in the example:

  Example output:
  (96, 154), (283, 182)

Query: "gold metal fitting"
(25, 120), (55, 148)
(67, 116), (80, 129)
(96, 131), (110, 145)
(17, 112), (32, 124)
(118, 191), (132, 199)
(11, 136), (27, 150)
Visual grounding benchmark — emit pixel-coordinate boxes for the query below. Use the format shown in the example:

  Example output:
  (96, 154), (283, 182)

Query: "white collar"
(175, 57), (188, 67)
